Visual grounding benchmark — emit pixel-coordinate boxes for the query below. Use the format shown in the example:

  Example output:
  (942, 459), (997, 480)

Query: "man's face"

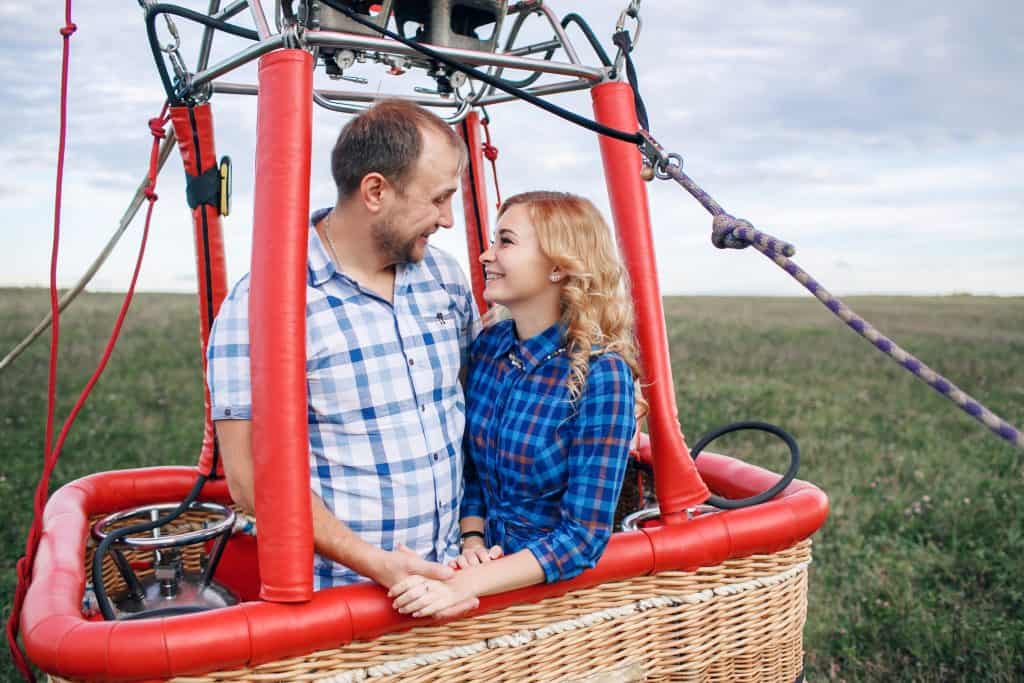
(373, 128), (461, 264)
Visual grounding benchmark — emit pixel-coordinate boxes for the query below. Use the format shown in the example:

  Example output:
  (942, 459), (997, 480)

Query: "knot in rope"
(59, 22), (77, 37)
(148, 116), (168, 140)
(144, 112), (169, 201)
(480, 116), (503, 209)
(711, 213), (754, 250)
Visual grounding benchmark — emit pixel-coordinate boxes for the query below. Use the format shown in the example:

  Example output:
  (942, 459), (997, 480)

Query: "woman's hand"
(389, 575), (476, 619)
(449, 542), (504, 569)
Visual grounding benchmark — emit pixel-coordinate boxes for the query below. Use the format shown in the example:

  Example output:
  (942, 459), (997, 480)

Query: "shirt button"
(421, 405), (426, 412)
(408, 357), (415, 366)
(224, 407), (231, 416)
(433, 452), (440, 461)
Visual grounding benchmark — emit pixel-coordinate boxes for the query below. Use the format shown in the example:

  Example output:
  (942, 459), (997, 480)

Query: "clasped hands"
(387, 539), (503, 619)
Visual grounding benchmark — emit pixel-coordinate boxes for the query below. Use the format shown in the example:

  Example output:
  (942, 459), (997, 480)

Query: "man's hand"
(369, 543), (455, 589)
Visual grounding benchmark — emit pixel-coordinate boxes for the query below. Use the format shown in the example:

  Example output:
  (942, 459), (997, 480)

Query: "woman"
(390, 191), (644, 618)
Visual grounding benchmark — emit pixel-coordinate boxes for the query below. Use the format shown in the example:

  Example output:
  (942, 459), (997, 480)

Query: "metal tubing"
(197, 0), (251, 71)
(457, 111), (492, 314)
(311, 89), (472, 122)
(215, 0), (250, 20)
(212, 76), (596, 108)
(303, 30), (604, 81)
(536, 2), (581, 64)
(485, 3), (585, 96)
(475, 77), (594, 105)
(591, 81), (710, 517)
(506, 38), (562, 57)
(191, 34), (285, 89)
(247, 0), (273, 39)
(213, 80), (452, 105)
(250, 49), (314, 602)
(196, 0), (223, 72)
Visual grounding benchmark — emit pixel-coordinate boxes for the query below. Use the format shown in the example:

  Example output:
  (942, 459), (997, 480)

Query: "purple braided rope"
(659, 161), (1023, 451)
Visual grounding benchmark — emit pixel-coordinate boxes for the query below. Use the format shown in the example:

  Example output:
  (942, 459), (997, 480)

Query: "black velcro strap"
(612, 30), (650, 132)
(186, 166), (221, 210)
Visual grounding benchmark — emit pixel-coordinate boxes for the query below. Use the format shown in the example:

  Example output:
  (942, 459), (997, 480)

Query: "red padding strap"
(169, 104), (229, 478)
(458, 111), (490, 315)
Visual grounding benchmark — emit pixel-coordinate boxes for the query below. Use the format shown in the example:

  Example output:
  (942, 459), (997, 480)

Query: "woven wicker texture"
(67, 519), (811, 683)
(146, 540), (808, 683)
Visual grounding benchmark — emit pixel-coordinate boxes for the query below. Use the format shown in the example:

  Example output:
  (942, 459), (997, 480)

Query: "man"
(206, 100), (479, 605)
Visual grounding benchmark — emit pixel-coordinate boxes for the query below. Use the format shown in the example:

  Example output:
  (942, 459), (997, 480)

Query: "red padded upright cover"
(591, 81), (710, 514)
(249, 49), (315, 602)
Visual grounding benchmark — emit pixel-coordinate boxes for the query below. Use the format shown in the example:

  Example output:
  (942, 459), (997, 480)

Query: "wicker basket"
(63, 535), (809, 683)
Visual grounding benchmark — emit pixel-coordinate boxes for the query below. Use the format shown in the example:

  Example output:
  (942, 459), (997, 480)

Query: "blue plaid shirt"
(207, 209), (479, 589)
(463, 320), (636, 583)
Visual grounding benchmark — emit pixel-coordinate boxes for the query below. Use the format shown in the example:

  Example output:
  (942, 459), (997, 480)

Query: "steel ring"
(91, 501), (236, 549)
(655, 153), (684, 180)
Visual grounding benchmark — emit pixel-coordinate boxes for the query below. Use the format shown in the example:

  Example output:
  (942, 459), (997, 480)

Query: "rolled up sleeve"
(206, 277), (253, 421)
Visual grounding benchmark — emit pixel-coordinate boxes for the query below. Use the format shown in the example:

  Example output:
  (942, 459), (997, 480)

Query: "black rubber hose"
(562, 13), (613, 67)
(496, 12), (614, 91)
(145, 3), (260, 103)
(689, 421), (801, 509)
(92, 473), (208, 620)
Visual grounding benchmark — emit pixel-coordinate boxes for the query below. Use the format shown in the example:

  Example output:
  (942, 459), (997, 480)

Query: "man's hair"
(331, 99), (465, 199)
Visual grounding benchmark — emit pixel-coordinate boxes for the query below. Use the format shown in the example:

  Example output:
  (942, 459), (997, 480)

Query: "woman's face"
(479, 204), (558, 307)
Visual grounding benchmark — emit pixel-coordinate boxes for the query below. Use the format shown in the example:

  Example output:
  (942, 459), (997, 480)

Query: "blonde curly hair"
(497, 191), (647, 416)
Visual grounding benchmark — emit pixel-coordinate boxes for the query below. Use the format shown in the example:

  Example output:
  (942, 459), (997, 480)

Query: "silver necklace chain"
(321, 211), (342, 267)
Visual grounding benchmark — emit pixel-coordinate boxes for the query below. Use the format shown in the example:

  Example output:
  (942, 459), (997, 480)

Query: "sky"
(0, 1), (1021, 298)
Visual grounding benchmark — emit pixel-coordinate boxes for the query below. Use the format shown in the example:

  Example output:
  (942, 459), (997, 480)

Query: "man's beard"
(371, 215), (422, 264)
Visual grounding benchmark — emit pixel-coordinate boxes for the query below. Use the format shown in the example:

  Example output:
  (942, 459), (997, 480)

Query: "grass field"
(1, 288), (1022, 681)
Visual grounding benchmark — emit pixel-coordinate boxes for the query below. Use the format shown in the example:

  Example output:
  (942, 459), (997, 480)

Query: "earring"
(549, 273), (563, 283)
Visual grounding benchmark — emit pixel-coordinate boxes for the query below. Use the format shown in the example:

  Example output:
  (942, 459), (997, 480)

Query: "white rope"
(314, 560), (810, 682)
(0, 132), (176, 373)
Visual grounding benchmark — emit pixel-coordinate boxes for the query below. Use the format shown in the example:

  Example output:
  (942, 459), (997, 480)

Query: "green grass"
(2, 289), (1022, 681)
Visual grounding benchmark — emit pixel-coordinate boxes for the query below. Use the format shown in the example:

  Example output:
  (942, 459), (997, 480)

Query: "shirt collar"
(307, 206), (413, 295)
(508, 320), (566, 373)
(308, 207), (336, 287)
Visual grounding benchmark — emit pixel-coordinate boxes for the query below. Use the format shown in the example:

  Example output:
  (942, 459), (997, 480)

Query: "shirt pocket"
(411, 288), (463, 399)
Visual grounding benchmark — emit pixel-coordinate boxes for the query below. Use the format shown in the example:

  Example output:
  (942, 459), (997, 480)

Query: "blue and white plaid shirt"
(207, 209), (479, 589)
(463, 320), (636, 583)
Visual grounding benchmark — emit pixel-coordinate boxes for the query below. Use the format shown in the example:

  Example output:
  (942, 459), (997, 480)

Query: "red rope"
(3, 34), (169, 671)
(5, 5), (76, 678)
(481, 116), (502, 210)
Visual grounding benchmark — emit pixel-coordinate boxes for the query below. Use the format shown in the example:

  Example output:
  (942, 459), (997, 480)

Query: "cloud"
(0, 0), (1021, 296)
